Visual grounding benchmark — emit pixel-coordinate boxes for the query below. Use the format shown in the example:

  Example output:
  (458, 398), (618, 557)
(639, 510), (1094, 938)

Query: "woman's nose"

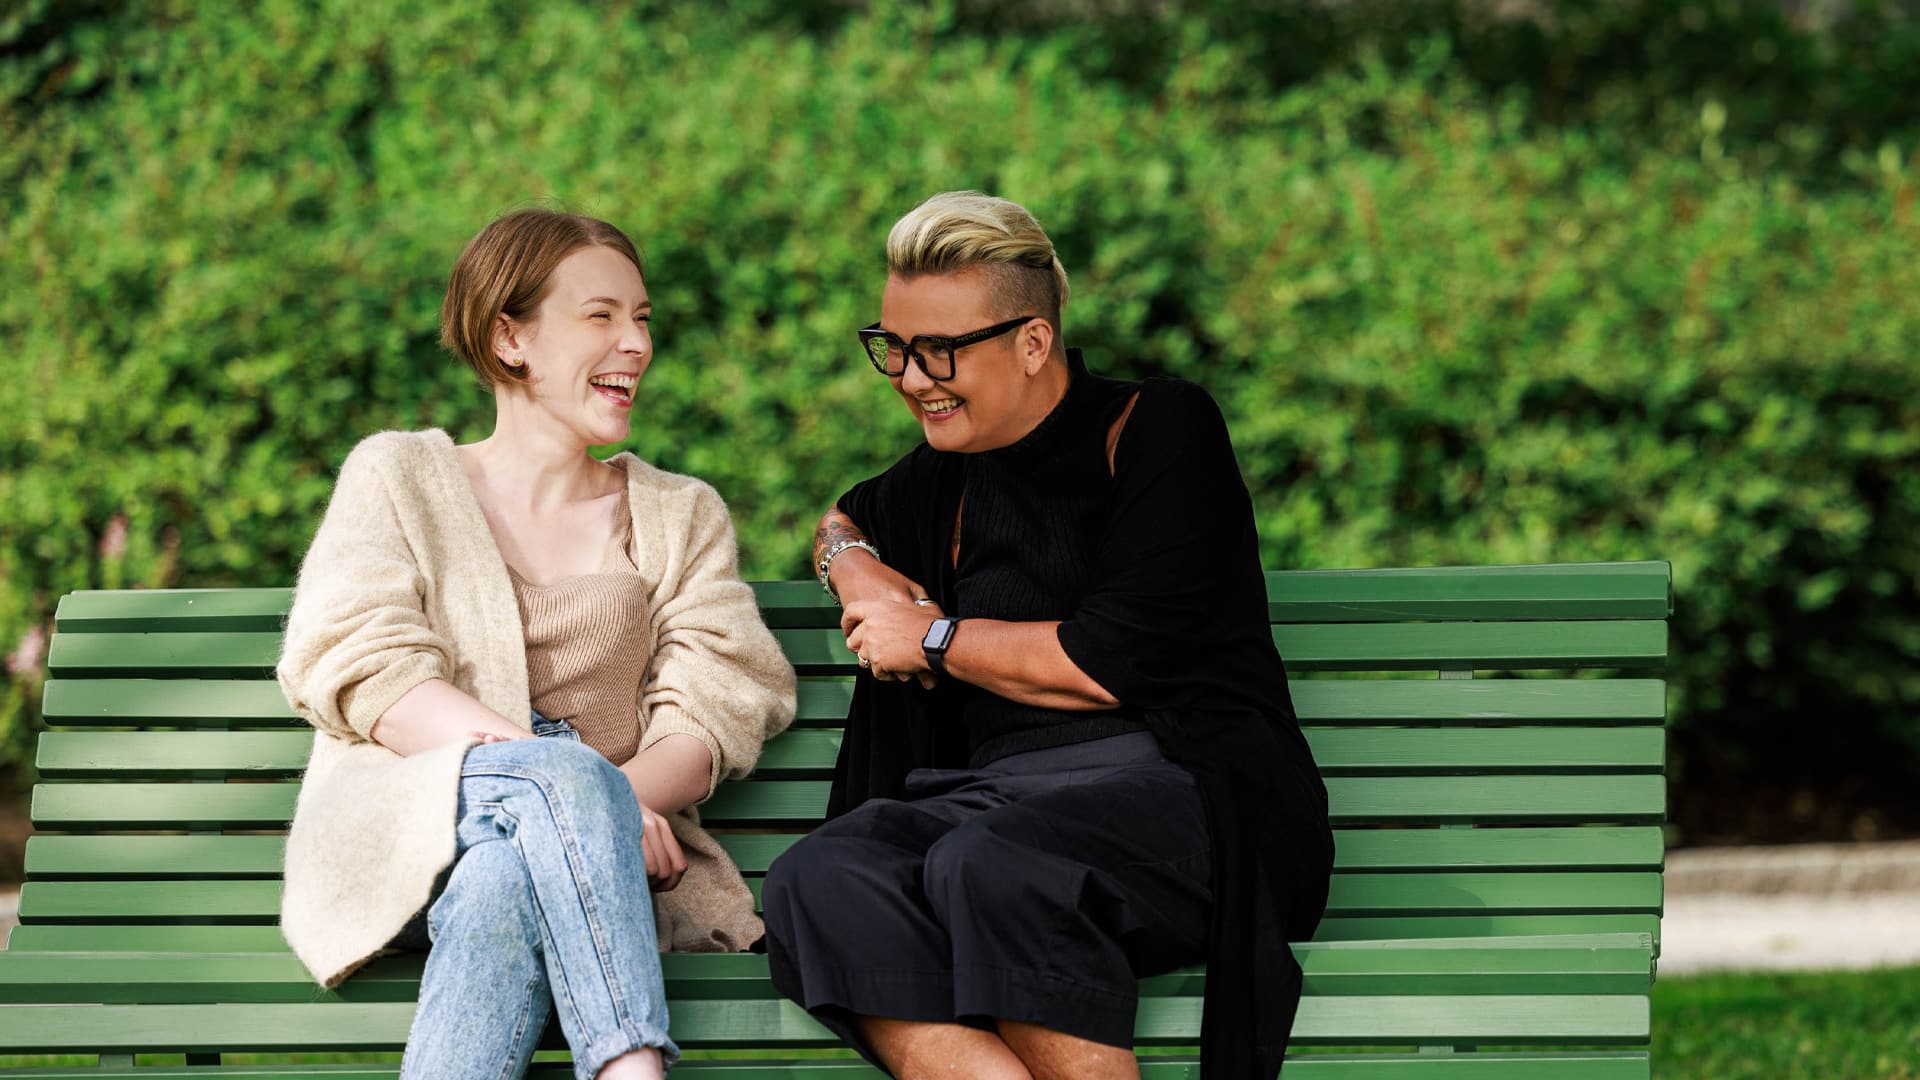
(898, 355), (935, 392)
(621, 325), (651, 357)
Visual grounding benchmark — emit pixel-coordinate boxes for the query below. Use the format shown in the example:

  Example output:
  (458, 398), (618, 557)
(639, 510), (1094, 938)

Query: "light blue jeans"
(398, 713), (677, 1080)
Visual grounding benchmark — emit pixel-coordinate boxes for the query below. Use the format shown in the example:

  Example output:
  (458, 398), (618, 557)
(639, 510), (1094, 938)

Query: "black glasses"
(857, 316), (1038, 380)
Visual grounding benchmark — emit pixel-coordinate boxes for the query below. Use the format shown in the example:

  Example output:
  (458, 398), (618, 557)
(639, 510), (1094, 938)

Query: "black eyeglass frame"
(857, 315), (1041, 380)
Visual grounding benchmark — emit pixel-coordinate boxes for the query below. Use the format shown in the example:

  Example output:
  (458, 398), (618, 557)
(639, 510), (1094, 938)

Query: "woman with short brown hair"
(277, 208), (797, 1079)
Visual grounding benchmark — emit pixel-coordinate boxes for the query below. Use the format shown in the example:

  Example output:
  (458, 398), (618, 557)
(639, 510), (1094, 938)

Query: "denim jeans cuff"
(576, 1022), (679, 1079)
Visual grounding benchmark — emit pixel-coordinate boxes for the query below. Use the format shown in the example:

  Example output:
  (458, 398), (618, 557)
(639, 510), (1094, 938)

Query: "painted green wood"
(46, 621), (1668, 681)
(17, 871), (1659, 924)
(1288, 680), (1666, 724)
(41, 678), (299, 726)
(50, 563), (1670, 633)
(31, 730), (843, 779)
(32, 725), (1661, 783)
(24, 825), (1664, 882)
(26, 835), (292, 879)
(19, 568), (1668, 1072)
(54, 589), (295, 634)
(5, 914), (1663, 955)
(696, 774), (1668, 825)
(0, 1054), (1656, 1079)
(36, 678), (848, 728)
(758, 562), (1671, 626)
(46, 632), (282, 677)
(1326, 827), (1663, 871)
(1259, 563), (1672, 623)
(32, 783), (300, 830)
(774, 623), (1669, 673)
(6, 925), (297, 952)
(0, 994), (1648, 1054)
(1314, 914), (1662, 944)
(0, 1053), (1657, 1079)
(29, 773), (1663, 830)
(39, 677), (1667, 730)
(0, 937), (1650, 1006)
(37, 731), (316, 778)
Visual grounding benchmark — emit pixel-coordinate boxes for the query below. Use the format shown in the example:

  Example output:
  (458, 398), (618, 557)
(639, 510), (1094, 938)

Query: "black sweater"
(830, 351), (1335, 1078)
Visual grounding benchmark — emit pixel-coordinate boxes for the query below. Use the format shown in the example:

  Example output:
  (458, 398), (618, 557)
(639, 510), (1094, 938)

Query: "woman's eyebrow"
(579, 296), (652, 310)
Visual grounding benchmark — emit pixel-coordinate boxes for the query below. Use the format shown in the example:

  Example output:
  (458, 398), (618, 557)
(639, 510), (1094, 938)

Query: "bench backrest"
(21, 561), (1668, 957)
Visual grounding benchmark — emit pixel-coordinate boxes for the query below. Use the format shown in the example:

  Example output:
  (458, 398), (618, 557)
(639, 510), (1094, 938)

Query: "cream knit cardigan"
(276, 429), (796, 986)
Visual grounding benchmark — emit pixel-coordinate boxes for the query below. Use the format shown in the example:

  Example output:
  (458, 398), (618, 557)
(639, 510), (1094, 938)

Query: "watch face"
(922, 618), (955, 651)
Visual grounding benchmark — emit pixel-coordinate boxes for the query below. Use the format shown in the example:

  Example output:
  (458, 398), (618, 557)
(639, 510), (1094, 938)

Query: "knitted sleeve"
(637, 478), (798, 800)
(276, 437), (452, 742)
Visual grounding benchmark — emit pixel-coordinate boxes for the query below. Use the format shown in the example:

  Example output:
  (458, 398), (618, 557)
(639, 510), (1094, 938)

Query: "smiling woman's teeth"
(922, 398), (961, 414)
(589, 374), (636, 390)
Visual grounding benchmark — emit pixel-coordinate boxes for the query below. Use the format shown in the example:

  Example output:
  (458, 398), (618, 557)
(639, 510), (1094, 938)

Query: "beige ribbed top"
(278, 432), (796, 985)
(508, 489), (650, 765)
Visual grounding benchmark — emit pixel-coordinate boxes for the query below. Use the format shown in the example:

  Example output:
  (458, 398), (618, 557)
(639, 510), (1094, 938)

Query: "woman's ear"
(1019, 318), (1055, 376)
(492, 313), (528, 370)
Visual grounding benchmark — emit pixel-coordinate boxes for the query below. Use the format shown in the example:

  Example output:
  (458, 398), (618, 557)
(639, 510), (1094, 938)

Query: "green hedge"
(4, 1), (1917, 841)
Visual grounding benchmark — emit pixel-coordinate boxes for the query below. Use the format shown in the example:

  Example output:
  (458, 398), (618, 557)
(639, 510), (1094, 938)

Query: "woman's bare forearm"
(813, 508), (868, 574)
(619, 733), (714, 814)
(942, 618), (1119, 710)
(369, 678), (528, 756)
(817, 508), (925, 605)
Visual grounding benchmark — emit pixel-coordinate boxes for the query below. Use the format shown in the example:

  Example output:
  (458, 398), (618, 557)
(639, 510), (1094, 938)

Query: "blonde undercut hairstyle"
(886, 191), (1070, 335)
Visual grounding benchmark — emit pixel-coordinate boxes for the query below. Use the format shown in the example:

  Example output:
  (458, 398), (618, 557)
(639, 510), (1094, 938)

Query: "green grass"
(1655, 965), (1920, 1079)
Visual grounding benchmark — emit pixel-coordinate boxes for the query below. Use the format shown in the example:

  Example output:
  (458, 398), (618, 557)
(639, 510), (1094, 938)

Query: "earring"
(507, 356), (525, 368)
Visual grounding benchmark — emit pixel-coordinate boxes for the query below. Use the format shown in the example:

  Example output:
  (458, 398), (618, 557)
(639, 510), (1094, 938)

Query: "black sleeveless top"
(954, 364), (1146, 764)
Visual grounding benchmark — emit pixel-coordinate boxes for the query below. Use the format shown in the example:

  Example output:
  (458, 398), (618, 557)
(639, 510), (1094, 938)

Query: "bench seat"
(0, 562), (1670, 1075)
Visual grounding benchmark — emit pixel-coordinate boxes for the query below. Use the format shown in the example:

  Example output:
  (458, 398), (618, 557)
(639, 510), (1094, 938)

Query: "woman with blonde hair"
(762, 192), (1331, 1079)
(277, 208), (796, 1079)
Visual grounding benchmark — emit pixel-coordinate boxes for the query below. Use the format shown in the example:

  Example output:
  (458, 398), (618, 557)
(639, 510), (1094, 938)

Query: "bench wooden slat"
(0, 1052), (1660, 1078)
(51, 563), (1671, 633)
(0, 1054), (1658, 1079)
(0, 993), (1649, 1053)
(26, 826), (1664, 881)
(28, 774), (1665, 830)
(40, 677), (1667, 727)
(46, 622), (1670, 679)
(6, 914), (1666, 955)
(35, 725), (1662, 780)
(0, 936), (1651, 1005)
(16, 870), (1660, 925)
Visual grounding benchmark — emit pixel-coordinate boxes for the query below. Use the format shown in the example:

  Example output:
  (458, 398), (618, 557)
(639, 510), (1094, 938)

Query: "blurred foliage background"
(3, 0), (1916, 848)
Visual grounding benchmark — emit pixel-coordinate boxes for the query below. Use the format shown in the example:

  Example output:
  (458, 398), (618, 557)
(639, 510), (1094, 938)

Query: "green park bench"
(0, 560), (1670, 1077)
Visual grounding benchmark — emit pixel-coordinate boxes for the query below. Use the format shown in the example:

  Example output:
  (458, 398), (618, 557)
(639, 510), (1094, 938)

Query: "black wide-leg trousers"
(761, 731), (1213, 1065)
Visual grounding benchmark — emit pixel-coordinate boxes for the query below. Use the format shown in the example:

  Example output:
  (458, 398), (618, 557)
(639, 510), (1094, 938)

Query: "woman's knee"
(431, 840), (537, 938)
(497, 736), (632, 809)
(923, 818), (1039, 911)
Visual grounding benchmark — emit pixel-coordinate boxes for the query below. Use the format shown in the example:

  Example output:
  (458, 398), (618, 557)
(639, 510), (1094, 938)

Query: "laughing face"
(877, 268), (1056, 454)
(497, 245), (652, 447)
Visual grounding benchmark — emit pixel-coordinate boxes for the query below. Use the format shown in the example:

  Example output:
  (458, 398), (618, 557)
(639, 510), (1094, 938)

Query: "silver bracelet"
(817, 539), (881, 601)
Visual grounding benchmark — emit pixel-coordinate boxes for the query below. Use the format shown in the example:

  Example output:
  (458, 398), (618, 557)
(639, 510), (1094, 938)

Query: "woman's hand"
(639, 804), (687, 891)
(468, 730), (530, 745)
(843, 597), (943, 687)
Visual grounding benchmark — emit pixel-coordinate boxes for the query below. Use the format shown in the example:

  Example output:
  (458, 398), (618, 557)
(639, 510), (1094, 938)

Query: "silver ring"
(858, 656), (871, 668)
(913, 598), (936, 606)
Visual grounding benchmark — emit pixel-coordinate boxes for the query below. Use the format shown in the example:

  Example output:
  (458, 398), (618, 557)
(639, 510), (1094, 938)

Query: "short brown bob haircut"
(440, 208), (644, 388)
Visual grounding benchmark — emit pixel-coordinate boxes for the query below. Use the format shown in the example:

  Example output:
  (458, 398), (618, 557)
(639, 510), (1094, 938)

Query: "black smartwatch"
(921, 617), (960, 676)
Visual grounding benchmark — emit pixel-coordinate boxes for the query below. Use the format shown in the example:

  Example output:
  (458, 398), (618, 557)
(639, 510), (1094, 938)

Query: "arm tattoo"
(813, 509), (870, 570)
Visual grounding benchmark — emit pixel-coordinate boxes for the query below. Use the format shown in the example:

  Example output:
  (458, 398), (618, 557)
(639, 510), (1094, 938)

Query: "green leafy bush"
(3, 0), (1916, 841)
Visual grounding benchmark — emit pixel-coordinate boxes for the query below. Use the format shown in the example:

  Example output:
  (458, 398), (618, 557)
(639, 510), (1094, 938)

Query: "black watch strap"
(922, 617), (959, 676)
